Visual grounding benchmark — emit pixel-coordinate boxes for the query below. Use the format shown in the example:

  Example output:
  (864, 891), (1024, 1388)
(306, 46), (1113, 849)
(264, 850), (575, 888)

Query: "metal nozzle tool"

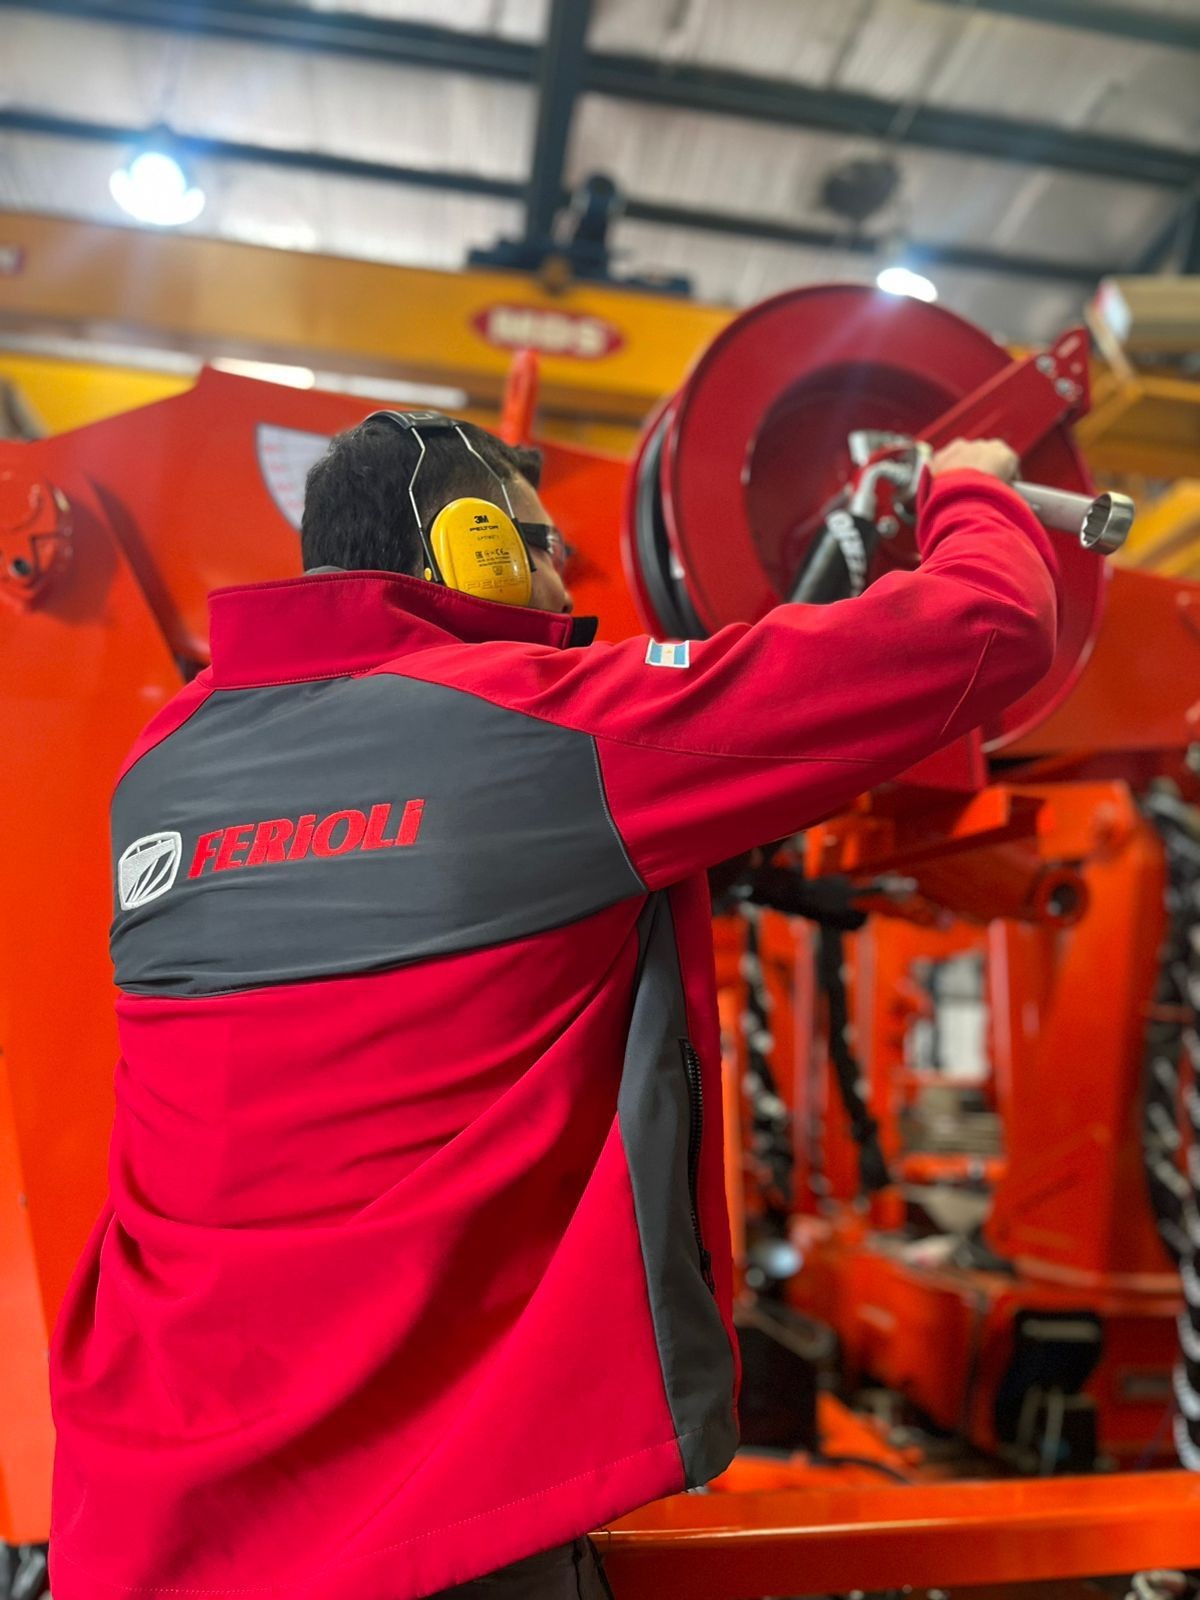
(1011, 482), (1134, 555)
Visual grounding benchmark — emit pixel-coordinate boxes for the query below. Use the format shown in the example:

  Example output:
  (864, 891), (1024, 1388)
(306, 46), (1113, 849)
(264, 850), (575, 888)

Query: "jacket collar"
(207, 569), (596, 688)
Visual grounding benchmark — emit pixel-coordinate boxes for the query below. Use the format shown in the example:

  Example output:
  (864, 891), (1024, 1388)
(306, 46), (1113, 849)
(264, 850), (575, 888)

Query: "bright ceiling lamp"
(110, 145), (205, 227)
(876, 263), (938, 303)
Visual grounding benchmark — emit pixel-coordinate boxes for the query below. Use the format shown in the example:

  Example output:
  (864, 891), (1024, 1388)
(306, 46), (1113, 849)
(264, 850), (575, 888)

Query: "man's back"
(51, 572), (740, 1600)
(50, 464), (1061, 1600)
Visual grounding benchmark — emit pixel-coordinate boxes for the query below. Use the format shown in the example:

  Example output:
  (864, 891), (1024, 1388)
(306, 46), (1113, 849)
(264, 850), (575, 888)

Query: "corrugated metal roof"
(590, 0), (869, 85)
(0, 10), (537, 176)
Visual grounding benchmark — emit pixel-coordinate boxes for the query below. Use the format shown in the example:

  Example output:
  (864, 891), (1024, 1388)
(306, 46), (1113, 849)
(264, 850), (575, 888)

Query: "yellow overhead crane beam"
(3, 213), (1199, 492)
(0, 210), (732, 431)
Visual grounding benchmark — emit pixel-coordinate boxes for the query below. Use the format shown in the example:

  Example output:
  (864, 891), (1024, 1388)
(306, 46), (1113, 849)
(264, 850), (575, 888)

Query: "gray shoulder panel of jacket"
(110, 673), (646, 996)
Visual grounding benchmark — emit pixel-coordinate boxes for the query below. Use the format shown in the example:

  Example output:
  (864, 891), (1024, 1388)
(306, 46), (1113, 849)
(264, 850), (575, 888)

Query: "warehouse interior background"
(4, 1), (1200, 1597)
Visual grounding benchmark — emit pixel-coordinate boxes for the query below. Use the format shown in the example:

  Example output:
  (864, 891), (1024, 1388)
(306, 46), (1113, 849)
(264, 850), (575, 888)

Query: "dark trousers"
(429, 1538), (614, 1598)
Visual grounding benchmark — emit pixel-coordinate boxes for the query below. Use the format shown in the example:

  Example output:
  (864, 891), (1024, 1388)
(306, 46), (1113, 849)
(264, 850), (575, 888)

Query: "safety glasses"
(516, 522), (573, 576)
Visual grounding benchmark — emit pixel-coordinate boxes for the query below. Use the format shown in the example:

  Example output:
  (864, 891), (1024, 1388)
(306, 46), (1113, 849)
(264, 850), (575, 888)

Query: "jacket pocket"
(680, 1038), (716, 1294)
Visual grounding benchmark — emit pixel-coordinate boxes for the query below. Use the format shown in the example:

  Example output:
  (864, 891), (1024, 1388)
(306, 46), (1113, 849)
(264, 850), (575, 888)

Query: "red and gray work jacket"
(50, 471), (1059, 1600)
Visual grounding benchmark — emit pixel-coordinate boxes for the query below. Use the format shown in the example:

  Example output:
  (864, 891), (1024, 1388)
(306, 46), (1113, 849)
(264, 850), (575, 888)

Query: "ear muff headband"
(365, 409), (532, 606)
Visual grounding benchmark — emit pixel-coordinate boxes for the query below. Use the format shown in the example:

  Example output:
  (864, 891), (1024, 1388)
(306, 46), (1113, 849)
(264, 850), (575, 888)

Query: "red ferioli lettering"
(215, 823), (254, 871)
(288, 814), (318, 859)
(395, 799), (425, 847)
(363, 803), (395, 850)
(246, 818), (295, 866)
(188, 802), (423, 877)
(312, 809), (367, 857)
(189, 830), (224, 879)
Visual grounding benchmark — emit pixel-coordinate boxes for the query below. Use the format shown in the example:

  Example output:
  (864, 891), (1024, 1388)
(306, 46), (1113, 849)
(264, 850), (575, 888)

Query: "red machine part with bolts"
(3, 286), (1200, 1592)
(0, 460), (72, 608)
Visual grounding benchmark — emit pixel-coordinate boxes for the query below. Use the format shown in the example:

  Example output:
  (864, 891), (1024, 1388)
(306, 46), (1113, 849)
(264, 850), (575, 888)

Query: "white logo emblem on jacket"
(117, 832), (182, 910)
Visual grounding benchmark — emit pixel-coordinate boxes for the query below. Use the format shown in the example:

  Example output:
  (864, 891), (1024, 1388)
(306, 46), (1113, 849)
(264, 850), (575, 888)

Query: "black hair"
(300, 415), (543, 575)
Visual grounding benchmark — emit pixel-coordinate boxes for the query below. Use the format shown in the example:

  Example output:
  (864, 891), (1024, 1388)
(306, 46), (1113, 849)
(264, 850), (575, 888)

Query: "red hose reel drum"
(623, 284), (1105, 752)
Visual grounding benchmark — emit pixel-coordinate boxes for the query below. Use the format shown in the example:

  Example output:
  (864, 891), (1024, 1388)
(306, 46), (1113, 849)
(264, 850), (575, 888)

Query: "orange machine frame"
(4, 358), (1200, 1592)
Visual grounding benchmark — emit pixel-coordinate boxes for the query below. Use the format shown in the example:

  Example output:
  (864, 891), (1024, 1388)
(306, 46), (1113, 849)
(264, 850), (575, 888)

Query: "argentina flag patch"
(645, 639), (691, 669)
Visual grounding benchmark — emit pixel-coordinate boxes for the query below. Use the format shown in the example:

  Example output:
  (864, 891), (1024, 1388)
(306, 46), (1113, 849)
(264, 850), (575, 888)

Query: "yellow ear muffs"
(427, 497), (533, 607)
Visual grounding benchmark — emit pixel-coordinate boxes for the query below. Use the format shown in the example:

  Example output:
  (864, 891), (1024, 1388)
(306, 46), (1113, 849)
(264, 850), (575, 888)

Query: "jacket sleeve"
(504, 468), (1060, 888)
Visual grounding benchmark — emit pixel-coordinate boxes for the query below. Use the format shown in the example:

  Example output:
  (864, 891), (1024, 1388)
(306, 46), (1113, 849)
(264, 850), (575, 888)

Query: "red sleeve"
(426, 469), (1062, 888)
(597, 468), (1060, 886)
(583, 470), (1062, 884)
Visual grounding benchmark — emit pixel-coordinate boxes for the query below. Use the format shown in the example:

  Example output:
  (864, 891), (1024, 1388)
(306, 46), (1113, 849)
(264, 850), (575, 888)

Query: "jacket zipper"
(680, 1039), (716, 1294)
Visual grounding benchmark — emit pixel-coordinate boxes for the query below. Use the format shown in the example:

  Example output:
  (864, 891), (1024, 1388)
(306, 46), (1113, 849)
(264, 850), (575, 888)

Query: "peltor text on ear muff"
(428, 498), (533, 606)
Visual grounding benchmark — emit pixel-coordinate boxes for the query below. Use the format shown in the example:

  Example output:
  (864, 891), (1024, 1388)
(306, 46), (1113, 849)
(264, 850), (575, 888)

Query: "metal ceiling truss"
(0, 107), (1116, 286)
(0, 108), (525, 201)
(586, 55), (1197, 190)
(3, 0), (1195, 288)
(10, 0), (1200, 58)
(524, 0), (592, 245)
(5, 0), (1197, 188)
(7, 0), (537, 77)
(620, 197), (1106, 284)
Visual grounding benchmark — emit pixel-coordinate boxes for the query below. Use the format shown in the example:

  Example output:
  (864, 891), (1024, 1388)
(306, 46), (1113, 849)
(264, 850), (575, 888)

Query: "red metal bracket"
(919, 326), (1091, 456)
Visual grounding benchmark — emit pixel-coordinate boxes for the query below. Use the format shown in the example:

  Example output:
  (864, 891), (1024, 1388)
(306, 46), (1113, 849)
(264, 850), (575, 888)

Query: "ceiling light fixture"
(110, 146), (205, 228)
(875, 263), (938, 303)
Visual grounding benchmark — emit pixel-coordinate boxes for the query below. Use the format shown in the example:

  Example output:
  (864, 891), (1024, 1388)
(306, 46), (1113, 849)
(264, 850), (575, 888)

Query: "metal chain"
(738, 904), (795, 1217)
(1140, 788), (1200, 1473)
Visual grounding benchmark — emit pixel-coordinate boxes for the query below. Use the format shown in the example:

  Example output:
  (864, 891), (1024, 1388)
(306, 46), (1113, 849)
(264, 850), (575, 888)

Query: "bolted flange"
(0, 447), (72, 609)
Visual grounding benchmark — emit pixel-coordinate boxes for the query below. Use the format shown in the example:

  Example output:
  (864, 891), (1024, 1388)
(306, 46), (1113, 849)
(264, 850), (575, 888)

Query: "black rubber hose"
(788, 508), (880, 606)
(746, 867), (868, 931)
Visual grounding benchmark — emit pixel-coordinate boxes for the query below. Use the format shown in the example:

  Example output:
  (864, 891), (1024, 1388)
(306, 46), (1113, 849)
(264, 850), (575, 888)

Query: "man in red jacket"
(50, 414), (1055, 1600)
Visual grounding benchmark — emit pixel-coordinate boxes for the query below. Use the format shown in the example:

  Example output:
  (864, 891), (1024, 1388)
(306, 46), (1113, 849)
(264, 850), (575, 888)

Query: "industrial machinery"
(622, 284), (1198, 1466)
(5, 284), (1200, 1597)
(616, 285), (1200, 1589)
